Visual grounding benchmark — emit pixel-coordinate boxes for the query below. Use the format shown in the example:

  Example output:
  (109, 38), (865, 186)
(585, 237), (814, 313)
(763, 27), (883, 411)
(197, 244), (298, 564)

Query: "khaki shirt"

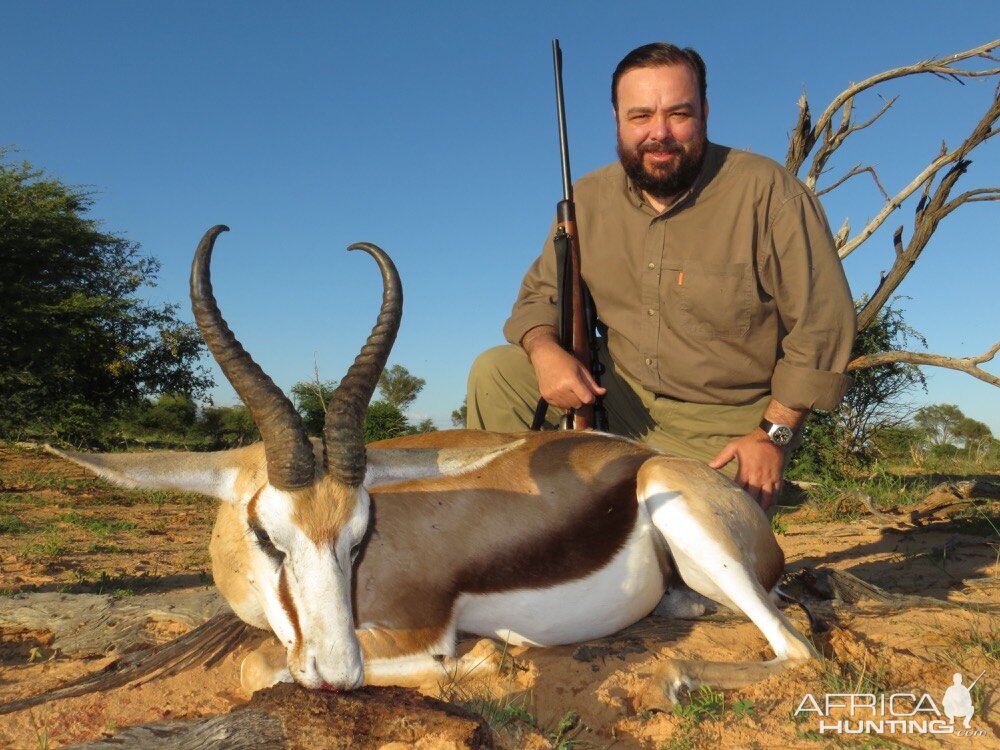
(504, 143), (856, 411)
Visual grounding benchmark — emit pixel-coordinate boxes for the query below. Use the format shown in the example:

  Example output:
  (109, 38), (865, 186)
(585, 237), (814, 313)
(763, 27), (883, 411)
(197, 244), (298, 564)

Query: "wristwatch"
(759, 418), (794, 447)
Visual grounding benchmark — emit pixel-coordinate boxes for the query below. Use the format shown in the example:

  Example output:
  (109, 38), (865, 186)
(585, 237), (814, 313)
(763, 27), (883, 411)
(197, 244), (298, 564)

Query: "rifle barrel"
(552, 39), (572, 202)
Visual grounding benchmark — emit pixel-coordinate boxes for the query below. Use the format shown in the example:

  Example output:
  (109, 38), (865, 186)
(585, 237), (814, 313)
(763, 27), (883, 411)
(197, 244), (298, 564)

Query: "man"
(466, 43), (856, 509)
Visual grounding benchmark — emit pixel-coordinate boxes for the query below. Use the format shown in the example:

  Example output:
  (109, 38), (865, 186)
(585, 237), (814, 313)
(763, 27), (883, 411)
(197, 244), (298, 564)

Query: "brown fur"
(352, 431), (655, 648)
(356, 627), (450, 661)
(369, 430), (517, 450)
(290, 479), (359, 546)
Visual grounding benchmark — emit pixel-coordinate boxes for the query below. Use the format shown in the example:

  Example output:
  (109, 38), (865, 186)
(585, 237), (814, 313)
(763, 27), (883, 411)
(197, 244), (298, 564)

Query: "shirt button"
(647, 262), (655, 270)
(645, 357), (653, 366)
(647, 308), (655, 316)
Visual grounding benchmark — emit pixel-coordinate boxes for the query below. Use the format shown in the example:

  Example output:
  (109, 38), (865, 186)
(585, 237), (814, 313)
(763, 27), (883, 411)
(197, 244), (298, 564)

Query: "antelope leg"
(638, 457), (816, 706)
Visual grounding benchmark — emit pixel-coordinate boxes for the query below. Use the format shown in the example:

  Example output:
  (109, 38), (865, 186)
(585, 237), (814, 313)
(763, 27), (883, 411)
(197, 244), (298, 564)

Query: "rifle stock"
(555, 201), (594, 429)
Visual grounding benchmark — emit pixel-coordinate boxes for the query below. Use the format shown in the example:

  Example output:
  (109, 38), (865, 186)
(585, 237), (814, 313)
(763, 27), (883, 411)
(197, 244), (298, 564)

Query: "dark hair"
(611, 43), (707, 111)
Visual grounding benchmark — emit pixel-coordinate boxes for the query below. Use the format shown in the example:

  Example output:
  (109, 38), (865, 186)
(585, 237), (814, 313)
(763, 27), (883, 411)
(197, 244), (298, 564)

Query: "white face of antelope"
(242, 476), (370, 690)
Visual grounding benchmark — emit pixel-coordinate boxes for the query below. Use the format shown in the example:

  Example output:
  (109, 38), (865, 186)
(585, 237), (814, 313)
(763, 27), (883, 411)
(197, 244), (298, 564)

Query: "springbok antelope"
(50, 225), (816, 708)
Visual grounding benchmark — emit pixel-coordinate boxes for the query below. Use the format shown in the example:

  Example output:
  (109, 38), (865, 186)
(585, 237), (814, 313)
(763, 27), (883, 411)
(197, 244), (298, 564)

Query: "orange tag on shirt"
(677, 271), (684, 286)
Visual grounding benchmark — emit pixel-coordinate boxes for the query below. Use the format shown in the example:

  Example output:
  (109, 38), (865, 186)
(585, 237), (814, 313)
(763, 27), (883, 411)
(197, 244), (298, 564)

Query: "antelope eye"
(252, 525), (272, 546)
(251, 525), (284, 561)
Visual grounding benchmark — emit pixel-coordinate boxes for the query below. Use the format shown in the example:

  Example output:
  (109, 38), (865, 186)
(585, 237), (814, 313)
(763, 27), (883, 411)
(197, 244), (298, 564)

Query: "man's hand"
(709, 430), (785, 510)
(709, 399), (807, 510)
(522, 326), (606, 410)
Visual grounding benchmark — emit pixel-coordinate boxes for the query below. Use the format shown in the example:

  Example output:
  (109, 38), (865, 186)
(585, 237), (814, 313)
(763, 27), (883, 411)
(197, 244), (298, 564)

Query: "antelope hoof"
(240, 641), (293, 693)
(462, 638), (507, 675)
(635, 659), (691, 712)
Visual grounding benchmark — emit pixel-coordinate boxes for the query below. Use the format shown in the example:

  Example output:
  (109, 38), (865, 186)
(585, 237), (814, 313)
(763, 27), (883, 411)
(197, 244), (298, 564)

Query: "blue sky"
(5, 2), (999, 433)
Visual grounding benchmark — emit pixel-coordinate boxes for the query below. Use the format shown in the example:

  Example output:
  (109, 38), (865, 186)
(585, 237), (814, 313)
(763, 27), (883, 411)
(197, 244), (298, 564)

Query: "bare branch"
(942, 187), (1000, 214)
(856, 88), (999, 329)
(841, 87), (1000, 261)
(833, 217), (850, 250)
(806, 96), (898, 190)
(786, 40), (1000, 391)
(816, 164), (890, 199)
(848, 340), (1000, 388)
(790, 39), (1000, 174)
(848, 95), (898, 136)
(785, 92), (815, 173)
(892, 226), (904, 258)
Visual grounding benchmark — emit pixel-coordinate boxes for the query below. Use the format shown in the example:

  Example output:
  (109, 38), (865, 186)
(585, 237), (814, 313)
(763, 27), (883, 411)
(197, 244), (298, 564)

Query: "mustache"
(639, 141), (683, 155)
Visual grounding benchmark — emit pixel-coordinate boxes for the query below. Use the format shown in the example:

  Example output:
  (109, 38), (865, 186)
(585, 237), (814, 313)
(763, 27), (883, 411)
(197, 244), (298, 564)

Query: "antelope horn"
(324, 242), (402, 486)
(190, 225), (315, 490)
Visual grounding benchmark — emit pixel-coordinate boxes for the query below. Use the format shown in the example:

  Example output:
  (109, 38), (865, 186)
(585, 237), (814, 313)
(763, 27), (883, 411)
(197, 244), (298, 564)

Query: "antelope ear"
(44, 444), (267, 505)
(364, 438), (527, 488)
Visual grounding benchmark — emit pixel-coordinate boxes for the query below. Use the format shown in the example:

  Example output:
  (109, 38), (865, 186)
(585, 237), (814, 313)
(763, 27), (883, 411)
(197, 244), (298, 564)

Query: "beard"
(617, 131), (707, 200)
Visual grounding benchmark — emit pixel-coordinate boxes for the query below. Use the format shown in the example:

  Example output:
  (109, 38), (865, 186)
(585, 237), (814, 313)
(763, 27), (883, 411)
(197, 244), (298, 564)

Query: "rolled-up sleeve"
(762, 191), (857, 411)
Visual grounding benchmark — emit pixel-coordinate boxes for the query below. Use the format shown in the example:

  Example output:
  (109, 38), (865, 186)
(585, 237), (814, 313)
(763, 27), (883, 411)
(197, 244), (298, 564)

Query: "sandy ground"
(1, 444), (998, 749)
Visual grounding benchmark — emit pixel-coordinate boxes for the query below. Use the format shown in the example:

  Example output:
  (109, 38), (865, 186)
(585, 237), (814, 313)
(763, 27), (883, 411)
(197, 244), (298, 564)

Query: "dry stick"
(808, 95), (899, 191)
(786, 38), (1000, 175)
(0, 612), (253, 716)
(847, 339), (1000, 388)
(782, 39), (1000, 368)
(782, 40), (1000, 299)
(854, 90), (1000, 330)
(841, 93), (1000, 264)
(816, 164), (891, 200)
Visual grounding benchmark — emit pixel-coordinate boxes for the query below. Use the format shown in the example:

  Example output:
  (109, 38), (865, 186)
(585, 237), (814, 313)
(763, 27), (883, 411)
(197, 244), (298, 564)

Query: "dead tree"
(785, 38), (1000, 387)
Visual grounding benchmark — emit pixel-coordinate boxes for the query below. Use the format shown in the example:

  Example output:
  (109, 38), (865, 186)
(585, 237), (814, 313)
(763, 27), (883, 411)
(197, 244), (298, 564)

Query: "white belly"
(454, 511), (665, 646)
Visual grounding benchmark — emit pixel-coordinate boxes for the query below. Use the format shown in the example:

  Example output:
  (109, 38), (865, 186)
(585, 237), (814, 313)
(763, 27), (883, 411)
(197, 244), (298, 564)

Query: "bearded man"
(466, 42), (856, 509)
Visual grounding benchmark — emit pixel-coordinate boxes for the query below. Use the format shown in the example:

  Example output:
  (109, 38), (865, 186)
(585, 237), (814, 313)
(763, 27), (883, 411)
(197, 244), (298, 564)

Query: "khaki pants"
(466, 343), (772, 475)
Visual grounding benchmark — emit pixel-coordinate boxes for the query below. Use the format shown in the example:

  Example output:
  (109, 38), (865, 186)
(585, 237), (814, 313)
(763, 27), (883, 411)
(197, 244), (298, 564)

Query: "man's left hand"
(708, 431), (785, 510)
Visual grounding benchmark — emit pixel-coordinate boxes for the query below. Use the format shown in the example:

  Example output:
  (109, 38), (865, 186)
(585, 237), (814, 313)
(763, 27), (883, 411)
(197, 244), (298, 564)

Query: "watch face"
(771, 425), (794, 446)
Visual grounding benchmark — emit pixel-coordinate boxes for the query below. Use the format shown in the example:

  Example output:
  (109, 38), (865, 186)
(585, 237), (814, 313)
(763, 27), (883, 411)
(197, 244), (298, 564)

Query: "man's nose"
(647, 113), (674, 142)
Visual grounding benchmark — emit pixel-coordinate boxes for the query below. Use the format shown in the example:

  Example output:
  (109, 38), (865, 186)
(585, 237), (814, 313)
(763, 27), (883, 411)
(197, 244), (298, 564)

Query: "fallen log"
(0, 589), (227, 658)
(65, 683), (495, 750)
(784, 566), (1000, 613)
(0, 610), (255, 715)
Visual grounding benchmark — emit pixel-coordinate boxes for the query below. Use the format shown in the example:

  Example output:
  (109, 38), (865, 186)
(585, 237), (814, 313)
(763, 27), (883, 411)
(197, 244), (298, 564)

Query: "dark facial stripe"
(278, 566), (303, 656)
(246, 488), (263, 529)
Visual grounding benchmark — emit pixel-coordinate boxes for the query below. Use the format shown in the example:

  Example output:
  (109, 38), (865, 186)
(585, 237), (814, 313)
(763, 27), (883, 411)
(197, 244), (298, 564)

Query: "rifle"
(530, 39), (608, 432)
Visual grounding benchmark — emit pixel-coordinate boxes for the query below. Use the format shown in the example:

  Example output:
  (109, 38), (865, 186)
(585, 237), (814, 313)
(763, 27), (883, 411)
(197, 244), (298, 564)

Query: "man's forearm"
(761, 399), (809, 434)
(520, 324), (559, 359)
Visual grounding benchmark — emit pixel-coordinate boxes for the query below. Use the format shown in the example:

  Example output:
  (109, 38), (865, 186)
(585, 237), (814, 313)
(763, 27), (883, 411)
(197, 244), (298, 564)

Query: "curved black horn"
(190, 225), (315, 490)
(324, 242), (402, 486)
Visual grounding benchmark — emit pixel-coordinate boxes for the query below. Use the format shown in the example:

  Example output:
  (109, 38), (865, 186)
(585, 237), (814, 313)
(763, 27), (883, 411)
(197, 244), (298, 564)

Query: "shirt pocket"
(662, 261), (752, 339)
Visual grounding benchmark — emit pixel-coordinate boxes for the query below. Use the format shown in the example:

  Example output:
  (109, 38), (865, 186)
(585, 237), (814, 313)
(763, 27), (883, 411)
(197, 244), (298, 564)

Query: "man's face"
(615, 64), (708, 204)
